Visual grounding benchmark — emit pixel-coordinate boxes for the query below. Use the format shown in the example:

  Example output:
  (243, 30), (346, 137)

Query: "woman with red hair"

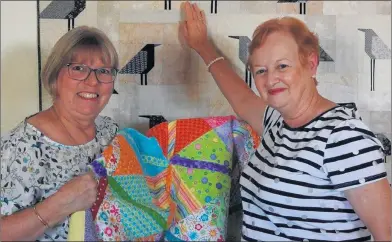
(180, 2), (391, 241)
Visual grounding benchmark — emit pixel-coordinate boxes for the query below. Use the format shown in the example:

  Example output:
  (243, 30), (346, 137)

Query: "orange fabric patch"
(112, 135), (143, 176)
(174, 119), (212, 154)
(102, 144), (113, 163)
(146, 122), (169, 157)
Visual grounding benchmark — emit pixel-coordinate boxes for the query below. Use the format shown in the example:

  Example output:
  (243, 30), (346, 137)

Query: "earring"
(312, 75), (316, 79)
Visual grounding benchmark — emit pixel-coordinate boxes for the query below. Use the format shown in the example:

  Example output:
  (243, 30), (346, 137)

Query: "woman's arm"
(0, 192), (70, 241)
(345, 179), (391, 241)
(1, 171), (97, 241)
(180, 2), (266, 134)
(197, 42), (266, 135)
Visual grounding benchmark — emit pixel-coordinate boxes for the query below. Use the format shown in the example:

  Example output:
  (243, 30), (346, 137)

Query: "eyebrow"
(253, 58), (291, 68)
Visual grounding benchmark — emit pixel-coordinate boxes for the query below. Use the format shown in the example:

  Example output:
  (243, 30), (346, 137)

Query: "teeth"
(79, 93), (98, 99)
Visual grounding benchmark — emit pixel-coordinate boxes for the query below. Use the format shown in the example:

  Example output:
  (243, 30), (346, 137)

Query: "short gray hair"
(41, 26), (119, 98)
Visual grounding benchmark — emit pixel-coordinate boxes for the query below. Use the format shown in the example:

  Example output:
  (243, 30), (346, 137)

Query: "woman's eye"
(255, 69), (266, 75)
(99, 69), (110, 74)
(279, 64), (288, 69)
(73, 65), (84, 71)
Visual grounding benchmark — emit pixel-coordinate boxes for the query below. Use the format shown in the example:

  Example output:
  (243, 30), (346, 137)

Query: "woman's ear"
(307, 52), (319, 76)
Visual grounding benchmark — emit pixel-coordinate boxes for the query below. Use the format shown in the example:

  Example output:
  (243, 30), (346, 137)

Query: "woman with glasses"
(1, 26), (119, 241)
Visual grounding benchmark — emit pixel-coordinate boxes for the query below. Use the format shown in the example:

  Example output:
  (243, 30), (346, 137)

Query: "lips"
(268, 88), (286, 95)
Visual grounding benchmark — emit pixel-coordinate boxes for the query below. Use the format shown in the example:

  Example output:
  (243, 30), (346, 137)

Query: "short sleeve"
(1, 131), (38, 216)
(323, 119), (387, 191)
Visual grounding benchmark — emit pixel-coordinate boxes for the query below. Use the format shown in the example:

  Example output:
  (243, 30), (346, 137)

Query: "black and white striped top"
(240, 104), (387, 242)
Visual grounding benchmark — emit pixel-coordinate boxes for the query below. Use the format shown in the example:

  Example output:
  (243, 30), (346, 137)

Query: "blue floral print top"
(0, 115), (118, 241)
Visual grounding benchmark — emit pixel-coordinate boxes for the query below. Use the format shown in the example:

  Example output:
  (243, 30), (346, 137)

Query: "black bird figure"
(228, 36), (252, 88)
(40, 0), (86, 31)
(139, 115), (168, 129)
(358, 29), (391, 91)
(119, 44), (161, 86)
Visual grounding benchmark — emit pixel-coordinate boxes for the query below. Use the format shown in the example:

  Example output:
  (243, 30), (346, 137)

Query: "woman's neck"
(50, 104), (97, 145)
(280, 86), (336, 128)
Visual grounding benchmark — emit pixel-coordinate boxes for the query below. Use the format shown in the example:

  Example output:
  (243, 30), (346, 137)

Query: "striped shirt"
(240, 104), (387, 242)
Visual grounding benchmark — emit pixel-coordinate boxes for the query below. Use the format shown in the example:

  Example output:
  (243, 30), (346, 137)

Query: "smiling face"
(250, 31), (317, 111)
(54, 48), (115, 119)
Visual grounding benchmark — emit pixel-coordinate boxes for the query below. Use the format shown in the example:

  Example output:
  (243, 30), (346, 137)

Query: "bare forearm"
(197, 43), (265, 133)
(0, 195), (69, 241)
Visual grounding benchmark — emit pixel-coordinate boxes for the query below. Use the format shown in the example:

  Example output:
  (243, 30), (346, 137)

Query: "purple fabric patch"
(171, 155), (230, 174)
(84, 209), (98, 241)
(213, 121), (234, 153)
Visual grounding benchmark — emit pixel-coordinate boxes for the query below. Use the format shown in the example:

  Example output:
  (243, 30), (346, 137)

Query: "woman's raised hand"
(179, 2), (209, 53)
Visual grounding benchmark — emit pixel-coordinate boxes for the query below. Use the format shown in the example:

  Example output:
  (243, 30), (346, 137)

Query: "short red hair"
(248, 17), (319, 67)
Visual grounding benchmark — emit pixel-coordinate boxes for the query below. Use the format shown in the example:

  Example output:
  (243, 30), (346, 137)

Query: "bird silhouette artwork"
(319, 46), (334, 62)
(119, 44), (161, 86)
(211, 0), (218, 14)
(164, 0), (171, 10)
(228, 36), (252, 88)
(277, 0), (307, 15)
(139, 115), (167, 129)
(40, 0), (86, 31)
(358, 29), (391, 91)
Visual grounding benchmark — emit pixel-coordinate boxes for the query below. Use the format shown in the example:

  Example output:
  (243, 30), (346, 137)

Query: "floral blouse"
(0, 115), (118, 241)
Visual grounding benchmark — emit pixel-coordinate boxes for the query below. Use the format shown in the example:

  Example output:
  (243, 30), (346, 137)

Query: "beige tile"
(97, 2), (120, 52)
(119, 1), (163, 12)
(199, 80), (236, 117)
(163, 23), (181, 45)
(323, 1), (359, 15)
(276, 2), (299, 15)
(119, 23), (165, 44)
(370, 111), (391, 134)
(102, 80), (139, 129)
(160, 44), (191, 85)
(376, 1), (391, 15)
(357, 109), (371, 128)
(240, 1), (277, 14)
(306, 1), (323, 15)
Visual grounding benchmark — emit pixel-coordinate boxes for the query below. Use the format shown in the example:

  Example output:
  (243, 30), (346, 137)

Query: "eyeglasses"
(66, 63), (118, 83)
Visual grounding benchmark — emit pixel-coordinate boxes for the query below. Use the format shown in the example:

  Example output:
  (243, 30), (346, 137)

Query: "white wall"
(1, 1), (39, 134)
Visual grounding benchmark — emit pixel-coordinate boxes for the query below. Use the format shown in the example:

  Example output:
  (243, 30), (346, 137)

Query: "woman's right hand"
(55, 171), (98, 214)
(179, 2), (211, 53)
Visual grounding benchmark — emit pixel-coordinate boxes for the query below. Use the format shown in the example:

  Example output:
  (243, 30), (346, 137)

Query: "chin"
(77, 108), (101, 117)
(266, 95), (284, 107)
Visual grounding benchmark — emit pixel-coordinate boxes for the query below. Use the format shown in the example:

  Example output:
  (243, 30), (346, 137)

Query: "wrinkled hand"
(179, 2), (209, 53)
(56, 171), (98, 214)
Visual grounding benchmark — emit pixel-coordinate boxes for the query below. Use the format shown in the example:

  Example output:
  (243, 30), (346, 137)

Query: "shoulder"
(325, 104), (379, 144)
(323, 104), (384, 158)
(1, 121), (31, 155)
(311, 103), (372, 133)
(95, 115), (119, 137)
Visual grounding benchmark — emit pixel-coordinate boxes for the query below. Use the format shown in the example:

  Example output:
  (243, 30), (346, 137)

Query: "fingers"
(191, 3), (199, 21)
(183, 1), (194, 21)
(200, 9), (206, 25)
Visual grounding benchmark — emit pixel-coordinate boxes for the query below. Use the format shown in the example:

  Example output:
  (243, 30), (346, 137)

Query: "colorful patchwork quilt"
(68, 116), (260, 241)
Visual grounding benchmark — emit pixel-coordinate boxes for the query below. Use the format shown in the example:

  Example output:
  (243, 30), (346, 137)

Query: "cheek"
(254, 77), (268, 98)
(281, 69), (301, 89)
(100, 83), (114, 96)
